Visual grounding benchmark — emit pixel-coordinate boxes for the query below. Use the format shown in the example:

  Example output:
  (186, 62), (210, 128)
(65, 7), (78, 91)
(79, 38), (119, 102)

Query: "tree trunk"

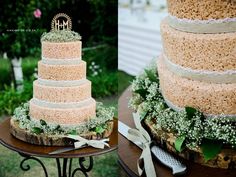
(11, 57), (24, 92)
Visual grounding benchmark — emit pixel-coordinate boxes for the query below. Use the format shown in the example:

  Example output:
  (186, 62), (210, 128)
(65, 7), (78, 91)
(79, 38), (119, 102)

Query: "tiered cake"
(130, 0), (236, 169)
(158, 0), (236, 118)
(155, 0), (236, 168)
(11, 14), (114, 146)
(31, 37), (96, 126)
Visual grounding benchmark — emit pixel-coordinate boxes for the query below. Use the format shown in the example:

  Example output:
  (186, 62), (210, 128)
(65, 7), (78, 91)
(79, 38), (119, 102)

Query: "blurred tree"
(89, 0), (117, 46)
(0, 0), (60, 91)
(0, 0), (117, 90)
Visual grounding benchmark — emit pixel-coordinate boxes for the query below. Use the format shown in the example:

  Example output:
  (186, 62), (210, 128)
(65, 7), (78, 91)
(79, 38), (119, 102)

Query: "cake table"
(0, 118), (118, 177)
(118, 87), (236, 177)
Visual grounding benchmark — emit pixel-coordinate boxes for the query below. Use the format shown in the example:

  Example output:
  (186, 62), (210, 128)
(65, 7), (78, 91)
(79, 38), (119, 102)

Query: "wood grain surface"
(10, 119), (114, 146)
(0, 118), (117, 158)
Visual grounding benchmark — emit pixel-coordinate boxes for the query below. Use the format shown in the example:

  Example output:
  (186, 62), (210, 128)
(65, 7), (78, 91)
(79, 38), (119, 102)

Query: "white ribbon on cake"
(127, 112), (156, 177)
(67, 134), (110, 149)
(38, 78), (87, 87)
(167, 15), (236, 33)
(41, 56), (81, 65)
(163, 54), (236, 84)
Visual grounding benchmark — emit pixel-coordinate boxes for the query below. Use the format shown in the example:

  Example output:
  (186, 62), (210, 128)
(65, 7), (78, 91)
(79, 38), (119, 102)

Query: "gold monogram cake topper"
(51, 13), (72, 31)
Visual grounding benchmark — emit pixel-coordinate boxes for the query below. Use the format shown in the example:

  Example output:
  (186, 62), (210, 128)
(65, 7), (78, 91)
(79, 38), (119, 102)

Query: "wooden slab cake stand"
(118, 87), (236, 177)
(10, 119), (114, 146)
(0, 118), (118, 177)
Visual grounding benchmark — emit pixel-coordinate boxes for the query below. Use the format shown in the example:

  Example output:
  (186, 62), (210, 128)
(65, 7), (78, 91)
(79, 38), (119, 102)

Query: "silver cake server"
(118, 120), (187, 175)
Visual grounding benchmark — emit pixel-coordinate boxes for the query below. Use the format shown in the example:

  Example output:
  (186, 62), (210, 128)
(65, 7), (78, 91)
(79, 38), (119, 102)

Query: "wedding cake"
(158, 0), (236, 117)
(130, 0), (236, 169)
(31, 35), (96, 126)
(11, 14), (114, 146)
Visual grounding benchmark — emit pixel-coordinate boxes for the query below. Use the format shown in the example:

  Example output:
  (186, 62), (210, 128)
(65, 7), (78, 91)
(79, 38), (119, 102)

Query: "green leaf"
(40, 119), (47, 126)
(69, 129), (77, 135)
(26, 115), (31, 120)
(144, 69), (158, 82)
(134, 89), (148, 98)
(200, 139), (223, 161)
(139, 111), (147, 120)
(54, 125), (63, 133)
(185, 107), (197, 119)
(32, 127), (43, 135)
(175, 135), (186, 152)
(95, 126), (106, 135)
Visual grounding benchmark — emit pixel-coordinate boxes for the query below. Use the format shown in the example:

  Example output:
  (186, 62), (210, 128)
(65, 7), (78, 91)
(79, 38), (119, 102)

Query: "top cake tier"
(166, 0), (236, 33)
(167, 0), (236, 20)
(42, 41), (82, 59)
(41, 30), (82, 59)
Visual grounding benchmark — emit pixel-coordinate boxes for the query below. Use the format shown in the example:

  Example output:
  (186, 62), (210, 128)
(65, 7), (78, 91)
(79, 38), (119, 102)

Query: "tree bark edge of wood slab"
(10, 119), (114, 146)
(144, 119), (236, 169)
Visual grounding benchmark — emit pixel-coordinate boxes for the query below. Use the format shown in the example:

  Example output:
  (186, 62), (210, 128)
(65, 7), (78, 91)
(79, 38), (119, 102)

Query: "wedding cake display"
(130, 0), (236, 169)
(10, 14), (114, 146)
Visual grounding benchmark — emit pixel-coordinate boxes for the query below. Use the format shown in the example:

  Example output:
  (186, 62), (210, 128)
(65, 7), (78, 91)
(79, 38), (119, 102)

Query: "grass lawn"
(0, 96), (118, 177)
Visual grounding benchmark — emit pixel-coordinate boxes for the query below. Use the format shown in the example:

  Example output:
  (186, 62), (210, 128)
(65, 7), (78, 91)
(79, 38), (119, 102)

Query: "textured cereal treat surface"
(158, 57), (236, 115)
(167, 0), (236, 20)
(33, 80), (91, 103)
(29, 98), (96, 125)
(161, 19), (236, 71)
(42, 41), (82, 59)
(38, 61), (86, 81)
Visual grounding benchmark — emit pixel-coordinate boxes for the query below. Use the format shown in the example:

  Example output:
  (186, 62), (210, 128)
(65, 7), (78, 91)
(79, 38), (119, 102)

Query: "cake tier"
(29, 98), (96, 125)
(42, 41), (82, 59)
(33, 79), (91, 103)
(162, 54), (236, 84)
(167, 0), (236, 20)
(158, 57), (236, 117)
(161, 19), (236, 72)
(38, 60), (86, 81)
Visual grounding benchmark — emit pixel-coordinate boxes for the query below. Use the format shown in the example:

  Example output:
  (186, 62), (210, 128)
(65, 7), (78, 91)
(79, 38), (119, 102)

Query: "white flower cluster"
(41, 30), (81, 42)
(156, 110), (205, 148)
(13, 102), (114, 135)
(89, 62), (102, 77)
(129, 65), (236, 147)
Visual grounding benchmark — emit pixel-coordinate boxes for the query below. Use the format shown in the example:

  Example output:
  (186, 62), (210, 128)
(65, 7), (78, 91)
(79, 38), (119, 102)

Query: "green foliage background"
(0, 0), (118, 115)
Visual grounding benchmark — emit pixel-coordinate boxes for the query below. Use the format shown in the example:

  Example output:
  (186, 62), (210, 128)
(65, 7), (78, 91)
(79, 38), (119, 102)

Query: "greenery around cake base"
(12, 102), (114, 136)
(129, 62), (236, 161)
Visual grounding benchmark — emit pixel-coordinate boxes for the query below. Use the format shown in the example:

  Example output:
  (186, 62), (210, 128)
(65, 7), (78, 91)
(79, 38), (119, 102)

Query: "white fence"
(118, 6), (167, 76)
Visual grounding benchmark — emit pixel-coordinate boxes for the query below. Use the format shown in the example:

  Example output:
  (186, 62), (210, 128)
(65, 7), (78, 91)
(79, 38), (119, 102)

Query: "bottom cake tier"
(11, 102), (115, 146)
(129, 62), (236, 169)
(158, 56), (236, 118)
(29, 98), (96, 125)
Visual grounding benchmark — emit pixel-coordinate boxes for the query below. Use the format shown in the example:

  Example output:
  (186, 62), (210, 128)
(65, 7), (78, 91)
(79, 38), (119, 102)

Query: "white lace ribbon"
(37, 78), (87, 87)
(127, 113), (156, 177)
(67, 135), (110, 149)
(163, 54), (236, 84)
(167, 15), (236, 33)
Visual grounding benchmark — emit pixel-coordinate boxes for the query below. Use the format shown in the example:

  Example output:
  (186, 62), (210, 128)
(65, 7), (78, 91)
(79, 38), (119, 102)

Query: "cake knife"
(49, 145), (87, 155)
(118, 120), (187, 175)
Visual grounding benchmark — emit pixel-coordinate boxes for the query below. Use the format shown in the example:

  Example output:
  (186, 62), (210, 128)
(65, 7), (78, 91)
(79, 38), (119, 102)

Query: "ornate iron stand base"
(19, 153), (94, 177)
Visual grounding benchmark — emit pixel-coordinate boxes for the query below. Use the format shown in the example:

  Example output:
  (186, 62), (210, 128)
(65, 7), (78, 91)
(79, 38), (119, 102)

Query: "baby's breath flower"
(130, 65), (236, 147)
(13, 102), (114, 135)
